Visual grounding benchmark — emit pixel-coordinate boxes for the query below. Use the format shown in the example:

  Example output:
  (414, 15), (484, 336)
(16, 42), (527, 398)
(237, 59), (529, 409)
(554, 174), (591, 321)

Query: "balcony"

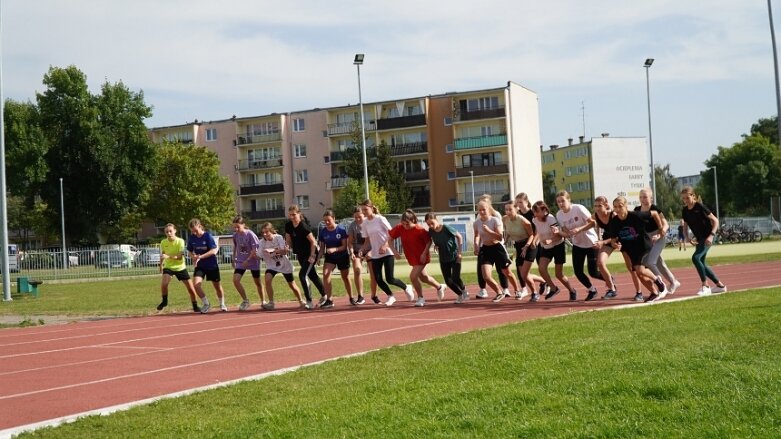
(236, 132), (282, 145)
(410, 191), (430, 208)
(449, 191), (511, 208)
(456, 106), (506, 122)
(390, 141), (427, 156)
(237, 158), (283, 171)
(242, 209), (285, 220)
(329, 151), (345, 162)
(327, 120), (376, 136)
(404, 170), (429, 182)
(327, 177), (350, 190)
(455, 162), (509, 178)
(454, 133), (507, 151)
(239, 182), (284, 196)
(376, 114), (426, 130)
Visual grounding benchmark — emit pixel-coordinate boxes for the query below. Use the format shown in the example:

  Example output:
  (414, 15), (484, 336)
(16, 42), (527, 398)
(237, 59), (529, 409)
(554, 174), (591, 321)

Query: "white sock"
(202, 297), (210, 306)
(219, 297), (225, 307)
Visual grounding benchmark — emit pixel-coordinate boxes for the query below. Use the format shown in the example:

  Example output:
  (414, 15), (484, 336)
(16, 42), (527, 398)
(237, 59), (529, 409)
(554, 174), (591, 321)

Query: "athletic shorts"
(479, 243), (512, 269)
(163, 268), (190, 281)
(538, 242), (566, 265)
(624, 248), (649, 267)
(234, 268), (261, 278)
(324, 251), (350, 270)
(265, 269), (294, 282)
(513, 239), (537, 264)
(194, 267), (221, 282)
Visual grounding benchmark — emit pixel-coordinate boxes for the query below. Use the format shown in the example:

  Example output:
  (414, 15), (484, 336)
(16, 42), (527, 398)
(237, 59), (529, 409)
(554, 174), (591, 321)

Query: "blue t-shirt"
(319, 225), (348, 255)
(187, 231), (219, 270)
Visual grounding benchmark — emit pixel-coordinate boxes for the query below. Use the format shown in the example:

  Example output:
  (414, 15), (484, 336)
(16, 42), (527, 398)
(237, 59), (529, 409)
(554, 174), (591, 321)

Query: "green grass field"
(17, 287), (781, 438)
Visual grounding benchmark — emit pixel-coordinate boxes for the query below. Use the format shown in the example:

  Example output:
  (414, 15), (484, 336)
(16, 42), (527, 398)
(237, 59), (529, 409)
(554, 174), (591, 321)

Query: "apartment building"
(541, 136), (650, 209)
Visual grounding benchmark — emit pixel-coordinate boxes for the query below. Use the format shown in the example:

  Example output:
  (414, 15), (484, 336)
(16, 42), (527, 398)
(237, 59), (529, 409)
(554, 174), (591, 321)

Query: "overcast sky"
(3, 0), (779, 176)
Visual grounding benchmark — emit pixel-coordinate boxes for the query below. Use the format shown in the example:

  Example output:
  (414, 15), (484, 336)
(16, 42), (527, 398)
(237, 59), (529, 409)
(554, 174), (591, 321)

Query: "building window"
(294, 195), (310, 209)
(294, 144), (307, 158)
(293, 118), (305, 132)
(295, 169), (309, 183)
(206, 128), (217, 141)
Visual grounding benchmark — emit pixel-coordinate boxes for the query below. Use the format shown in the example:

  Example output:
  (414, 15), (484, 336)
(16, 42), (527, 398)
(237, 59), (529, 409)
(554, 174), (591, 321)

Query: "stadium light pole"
(354, 54), (370, 201)
(710, 166), (720, 218)
(644, 58), (657, 196)
(769, 0), (781, 148)
(0, 1), (11, 301)
(60, 178), (67, 269)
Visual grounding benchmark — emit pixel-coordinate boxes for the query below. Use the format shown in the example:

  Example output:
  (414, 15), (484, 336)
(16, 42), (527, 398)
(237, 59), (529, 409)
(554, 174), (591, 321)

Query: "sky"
(3, 0), (779, 177)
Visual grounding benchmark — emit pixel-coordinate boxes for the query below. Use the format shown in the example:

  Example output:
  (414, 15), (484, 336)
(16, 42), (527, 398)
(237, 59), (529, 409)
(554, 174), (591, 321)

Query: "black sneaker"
(538, 282), (548, 296)
(654, 278), (666, 293)
(371, 296), (381, 305)
(156, 299), (168, 311)
(192, 303), (201, 313)
(633, 292), (645, 302)
(646, 292), (659, 303)
(603, 290), (618, 299)
(349, 297), (358, 306)
(585, 289), (598, 301)
(544, 286), (560, 300)
(569, 290), (577, 301)
(356, 295), (366, 305)
(321, 299), (334, 309)
(530, 292), (540, 302)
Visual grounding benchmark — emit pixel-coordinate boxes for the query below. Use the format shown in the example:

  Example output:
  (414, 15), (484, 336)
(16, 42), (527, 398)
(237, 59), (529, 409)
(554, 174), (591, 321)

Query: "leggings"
(642, 231), (676, 284)
(692, 243), (720, 284)
(477, 250), (508, 289)
(371, 255), (407, 296)
(296, 256), (324, 302)
(571, 245), (603, 289)
(439, 260), (466, 296)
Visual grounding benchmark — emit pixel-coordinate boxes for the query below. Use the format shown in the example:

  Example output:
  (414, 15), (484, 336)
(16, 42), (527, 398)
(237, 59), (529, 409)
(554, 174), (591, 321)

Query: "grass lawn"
(18, 287), (781, 438)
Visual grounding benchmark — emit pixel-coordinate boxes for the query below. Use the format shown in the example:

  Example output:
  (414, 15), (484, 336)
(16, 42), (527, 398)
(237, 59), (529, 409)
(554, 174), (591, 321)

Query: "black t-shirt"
(634, 204), (662, 232)
(595, 212), (613, 240)
(285, 220), (315, 257)
(682, 202), (713, 242)
(608, 211), (653, 257)
(521, 209), (535, 232)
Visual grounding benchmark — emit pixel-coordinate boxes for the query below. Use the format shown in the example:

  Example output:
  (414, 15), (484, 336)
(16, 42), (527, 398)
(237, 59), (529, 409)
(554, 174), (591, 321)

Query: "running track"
(1, 261), (780, 437)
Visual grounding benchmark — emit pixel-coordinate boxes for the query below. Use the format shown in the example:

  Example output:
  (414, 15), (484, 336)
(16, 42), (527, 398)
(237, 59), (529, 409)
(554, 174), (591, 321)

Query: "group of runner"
(155, 185), (727, 313)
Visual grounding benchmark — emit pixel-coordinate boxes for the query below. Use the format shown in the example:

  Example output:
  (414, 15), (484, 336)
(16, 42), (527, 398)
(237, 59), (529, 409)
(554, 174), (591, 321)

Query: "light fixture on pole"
(469, 170), (476, 213)
(354, 53), (370, 201)
(644, 58), (656, 196)
(710, 166), (719, 218)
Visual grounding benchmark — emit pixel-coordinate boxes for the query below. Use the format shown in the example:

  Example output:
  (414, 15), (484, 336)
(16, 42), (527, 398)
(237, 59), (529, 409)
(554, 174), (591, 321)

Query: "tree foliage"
(143, 141), (236, 233)
(332, 179), (388, 220)
(747, 116), (778, 146)
(3, 100), (48, 200)
(542, 171), (556, 210)
(653, 164), (680, 219)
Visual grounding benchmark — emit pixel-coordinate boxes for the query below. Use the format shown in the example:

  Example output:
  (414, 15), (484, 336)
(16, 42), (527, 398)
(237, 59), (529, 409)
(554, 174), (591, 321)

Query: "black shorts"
(538, 242), (566, 265)
(479, 244), (512, 269)
(194, 267), (221, 282)
(513, 239), (537, 264)
(266, 269), (294, 282)
(324, 251), (350, 270)
(623, 248), (649, 267)
(163, 268), (190, 281)
(234, 268), (261, 278)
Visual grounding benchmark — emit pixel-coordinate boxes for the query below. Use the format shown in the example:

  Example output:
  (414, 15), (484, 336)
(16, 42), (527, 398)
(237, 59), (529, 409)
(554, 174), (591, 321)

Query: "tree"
(143, 141), (236, 233)
(3, 100), (48, 200)
(542, 171), (557, 211)
(747, 116), (778, 146)
(653, 164), (680, 219)
(332, 179), (388, 220)
(35, 65), (157, 242)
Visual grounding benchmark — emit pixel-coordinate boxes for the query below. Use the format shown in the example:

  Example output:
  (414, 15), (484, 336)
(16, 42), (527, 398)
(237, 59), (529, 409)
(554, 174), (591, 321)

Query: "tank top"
(503, 215), (529, 242)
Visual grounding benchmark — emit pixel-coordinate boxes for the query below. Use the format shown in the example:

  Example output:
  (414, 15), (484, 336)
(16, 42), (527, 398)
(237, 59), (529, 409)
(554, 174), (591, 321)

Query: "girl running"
(636, 188), (681, 294)
(589, 196), (640, 300)
(285, 204), (325, 308)
(257, 222), (305, 310)
(231, 215), (265, 310)
(503, 201), (535, 300)
(555, 191), (604, 301)
(157, 223), (209, 313)
(514, 192), (548, 298)
(187, 218), (227, 312)
(425, 213), (468, 303)
(473, 200), (520, 303)
(680, 186), (727, 296)
(358, 199), (414, 307)
(347, 206), (374, 305)
(475, 194), (510, 299)
(316, 210), (354, 308)
(388, 209), (446, 307)
(531, 200), (576, 301)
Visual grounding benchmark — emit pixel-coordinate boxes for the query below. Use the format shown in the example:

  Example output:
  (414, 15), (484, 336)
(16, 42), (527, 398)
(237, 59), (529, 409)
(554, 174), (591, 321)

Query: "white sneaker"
(415, 297), (426, 307)
(455, 292), (469, 304)
(220, 304), (228, 312)
(696, 286), (712, 296)
(404, 285), (415, 301)
(711, 285), (727, 293)
(200, 303), (211, 314)
(238, 300), (250, 311)
(476, 289), (489, 299)
(437, 284), (446, 301)
(669, 280), (681, 294)
(502, 288), (511, 298)
(306, 300), (313, 310)
(261, 301), (275, 310)
(385, 295), (397, 307)
(515, 288), (529, 300)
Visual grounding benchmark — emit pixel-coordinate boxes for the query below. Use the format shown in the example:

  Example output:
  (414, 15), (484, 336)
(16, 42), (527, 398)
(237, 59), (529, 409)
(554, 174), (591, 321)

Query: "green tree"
(333, 179), (388, 220)
(35, 65), (157, 242)
(143, 141), (236, 232)
(3, 100), (48, 200)
(653, 164), (680, 219)
(542, 171), (557, 210)
(747, 116), (778, 146)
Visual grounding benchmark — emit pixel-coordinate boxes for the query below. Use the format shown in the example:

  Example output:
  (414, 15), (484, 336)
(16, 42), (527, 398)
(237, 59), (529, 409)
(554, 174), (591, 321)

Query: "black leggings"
(476, 250), (508, 289)
(440, 260), (466, 296)
(296, 256), (324, 302)
(571, 245), (603, 289)
(371, 255), (407, 296)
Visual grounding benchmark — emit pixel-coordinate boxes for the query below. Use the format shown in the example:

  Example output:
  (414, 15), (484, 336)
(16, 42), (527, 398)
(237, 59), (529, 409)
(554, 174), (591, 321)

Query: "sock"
(202, 296), (210, 306)
(192, 301), (200, 310)
(219, 297), (225, 307)
(157, 296), (168, 310)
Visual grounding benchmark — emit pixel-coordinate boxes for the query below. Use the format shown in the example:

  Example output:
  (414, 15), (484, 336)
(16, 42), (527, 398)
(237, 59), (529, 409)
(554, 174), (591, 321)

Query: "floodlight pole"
(354, 54), (370, 201)
(644, 58), (656, 196)
(0, 2), (11, 301)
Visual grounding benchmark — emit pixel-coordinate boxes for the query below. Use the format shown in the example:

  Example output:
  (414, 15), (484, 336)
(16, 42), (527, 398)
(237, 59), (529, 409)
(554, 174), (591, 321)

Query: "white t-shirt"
(556, 204), (598, 248)
(258, 234), (294, 274)
(473, 215), (503, 246)
(532, 214), (565, 250)
(361, 215), (394, 259)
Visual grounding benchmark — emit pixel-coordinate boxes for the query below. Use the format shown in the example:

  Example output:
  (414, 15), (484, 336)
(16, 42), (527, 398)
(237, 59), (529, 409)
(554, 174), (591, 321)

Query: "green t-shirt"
(428, 224), (460, 263)
(161, 237), (187, 271)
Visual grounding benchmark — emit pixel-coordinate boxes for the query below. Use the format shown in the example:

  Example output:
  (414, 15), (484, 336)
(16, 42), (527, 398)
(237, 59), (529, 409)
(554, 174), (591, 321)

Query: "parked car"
(137, 248), (161, 267)
(99, 244), (140, 261)
(95, 250), (133, 269)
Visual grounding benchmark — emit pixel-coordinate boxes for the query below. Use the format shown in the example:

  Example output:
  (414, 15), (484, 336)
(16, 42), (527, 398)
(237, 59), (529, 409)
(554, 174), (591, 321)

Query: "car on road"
(137, 248), (161, 267)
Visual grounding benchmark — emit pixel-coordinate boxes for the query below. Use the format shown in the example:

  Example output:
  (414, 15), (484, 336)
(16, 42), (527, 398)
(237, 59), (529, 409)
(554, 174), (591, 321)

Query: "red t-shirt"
(389, 224), (431, 266)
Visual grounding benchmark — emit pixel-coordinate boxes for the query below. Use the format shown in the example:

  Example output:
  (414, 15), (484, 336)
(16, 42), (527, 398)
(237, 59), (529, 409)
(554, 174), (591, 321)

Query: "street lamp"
(354, 53), (370, 201)
(644, 58), (656, 196)
(710, 166), (719, 218)
(0, 2), (11, 301)
(469, 170), (476, 212)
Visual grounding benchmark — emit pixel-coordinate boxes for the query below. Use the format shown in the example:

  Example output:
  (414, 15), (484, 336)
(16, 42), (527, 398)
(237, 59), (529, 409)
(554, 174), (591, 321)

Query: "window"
(206, 128), (217, 141)
(294, 144), (307, 158)
(295, 169), (309, 183)
(293, 118), (305, 132)
(294, 195), (310, 209)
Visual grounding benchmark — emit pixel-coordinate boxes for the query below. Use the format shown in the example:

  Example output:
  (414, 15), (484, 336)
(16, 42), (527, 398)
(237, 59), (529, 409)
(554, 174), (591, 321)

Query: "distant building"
(541, 136), (650, 209)
(677, 174), (702, 190)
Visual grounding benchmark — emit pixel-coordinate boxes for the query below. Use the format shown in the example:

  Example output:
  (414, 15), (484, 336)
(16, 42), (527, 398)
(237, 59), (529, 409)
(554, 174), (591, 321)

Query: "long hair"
(360, 199), (380, 215)
(531, 200), (550, 216)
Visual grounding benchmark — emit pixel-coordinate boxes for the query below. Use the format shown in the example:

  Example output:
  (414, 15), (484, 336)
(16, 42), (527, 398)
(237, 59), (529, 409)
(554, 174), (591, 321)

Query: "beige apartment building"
(149, 81), (543, 231)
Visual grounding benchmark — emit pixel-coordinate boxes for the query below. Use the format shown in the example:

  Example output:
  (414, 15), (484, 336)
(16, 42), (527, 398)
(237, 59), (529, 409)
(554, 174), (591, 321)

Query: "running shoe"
(633, 292), (645, 302)
(476, 289), (489, 299)
(585, 289), (598, 301)
(569, 290), (577, 301)
(544, 286), (560, 300)
(321, 299), (334, 309)
(669, 280), (681, 294)
(200, 303), (211, 314)
(156, 299), (168, 311)
(711, 285), (727, 293)
(261, 302), (275, 310)
(385, 295), (397, 307)
(602, 290), (618, 299)
(530, 292), (540, 302)
(356, 295), (366, 305)
(696, 286), (712, 296)
(238, 300), (251, 311)
(455, 292), (469, 304)
(404, 285), (415, 301)
(192, 303), (201, 313)
(318, 296), (328, 307)
(306, 300), (313, 309)
(220, 304), (228, 312)
(492, 292), (506, 303)
(371, 296), (381, 305)
(437, 284), (446, 301)
(515, 288), (529, 300)
(646, 292), (659, 302)
(349, 297), (358, 306)
(415, 297), (426, 307)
